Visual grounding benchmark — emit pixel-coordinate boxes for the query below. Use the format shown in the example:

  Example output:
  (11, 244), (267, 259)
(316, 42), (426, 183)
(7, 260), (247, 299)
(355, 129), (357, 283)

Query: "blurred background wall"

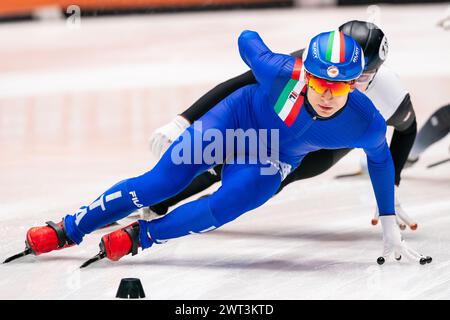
(0, 1), (448, 159)
(2, 1), (448, 21)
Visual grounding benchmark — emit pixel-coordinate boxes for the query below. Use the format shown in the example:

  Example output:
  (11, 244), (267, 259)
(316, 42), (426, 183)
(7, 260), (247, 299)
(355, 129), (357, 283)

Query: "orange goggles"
(306, 73), (354, 97)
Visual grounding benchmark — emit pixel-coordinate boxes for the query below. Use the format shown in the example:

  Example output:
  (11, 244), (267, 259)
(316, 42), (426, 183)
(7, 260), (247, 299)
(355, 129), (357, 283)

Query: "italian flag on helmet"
(303, 30), (365, 82)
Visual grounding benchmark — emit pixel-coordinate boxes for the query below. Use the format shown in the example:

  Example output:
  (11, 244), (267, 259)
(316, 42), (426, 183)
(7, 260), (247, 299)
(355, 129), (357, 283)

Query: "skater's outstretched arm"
(359, 113), (395, 215)
(180, 71), (256, 123)
(180, 49), (305, 124)
(238, 30), (293, 94)
(357, 109), (430, 264)
(149, 47), (304, 159)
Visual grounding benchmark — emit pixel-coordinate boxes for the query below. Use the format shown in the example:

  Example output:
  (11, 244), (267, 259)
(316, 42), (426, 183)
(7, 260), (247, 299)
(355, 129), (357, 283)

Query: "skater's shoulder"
(347, 89), (379, 118)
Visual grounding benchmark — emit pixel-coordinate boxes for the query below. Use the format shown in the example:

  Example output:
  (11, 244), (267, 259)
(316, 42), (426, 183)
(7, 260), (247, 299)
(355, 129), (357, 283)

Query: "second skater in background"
(147, 20), (419, 230)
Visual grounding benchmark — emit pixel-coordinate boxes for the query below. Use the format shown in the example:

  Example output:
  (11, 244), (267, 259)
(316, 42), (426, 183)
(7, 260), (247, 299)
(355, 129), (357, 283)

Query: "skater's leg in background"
(149, 165), (223, 215)
(385, 94), (417, 185)
(150, 148), (351, 214)
(151, 148), (352, 212)
(389, 120), (417, 185)
(151, 148), (352, 214)
(139, 162), (281, 248)
(409, 104), (450, 160)
(276, 148), (352, 194)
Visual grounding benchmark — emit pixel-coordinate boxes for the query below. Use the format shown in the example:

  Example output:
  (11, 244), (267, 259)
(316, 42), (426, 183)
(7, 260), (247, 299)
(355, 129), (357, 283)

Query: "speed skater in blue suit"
(4, 29), (431, 267)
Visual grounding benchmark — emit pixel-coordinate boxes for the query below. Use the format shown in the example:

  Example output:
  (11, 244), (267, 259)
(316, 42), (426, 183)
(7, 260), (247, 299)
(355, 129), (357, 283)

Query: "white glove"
(371, 187), (418, 231)
(377, 215), (431, 265)
(149, 115), (191, 159)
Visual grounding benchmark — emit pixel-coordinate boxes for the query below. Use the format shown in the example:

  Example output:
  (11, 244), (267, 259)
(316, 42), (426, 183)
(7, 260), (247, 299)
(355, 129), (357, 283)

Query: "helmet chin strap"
(365, 68), (379, 91)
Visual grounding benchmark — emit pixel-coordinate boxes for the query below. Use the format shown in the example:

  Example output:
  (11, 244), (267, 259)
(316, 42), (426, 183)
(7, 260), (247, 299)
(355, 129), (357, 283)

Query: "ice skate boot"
(80, 222), (141, 268)
(4, 220), (75, 263)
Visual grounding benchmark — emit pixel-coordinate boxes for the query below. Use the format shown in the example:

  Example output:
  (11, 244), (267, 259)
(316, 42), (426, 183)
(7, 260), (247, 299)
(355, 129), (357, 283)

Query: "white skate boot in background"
(138, 206), (166, 221)
(335, 153), (369, 179)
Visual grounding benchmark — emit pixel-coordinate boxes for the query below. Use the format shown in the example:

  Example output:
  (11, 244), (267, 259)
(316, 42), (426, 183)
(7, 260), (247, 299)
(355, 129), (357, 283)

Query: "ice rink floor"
(0, 4), (449, 299)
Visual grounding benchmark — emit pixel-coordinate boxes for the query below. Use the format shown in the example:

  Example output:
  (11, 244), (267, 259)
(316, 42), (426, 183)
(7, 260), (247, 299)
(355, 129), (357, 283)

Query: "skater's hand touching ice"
(377, 215), (432, 265)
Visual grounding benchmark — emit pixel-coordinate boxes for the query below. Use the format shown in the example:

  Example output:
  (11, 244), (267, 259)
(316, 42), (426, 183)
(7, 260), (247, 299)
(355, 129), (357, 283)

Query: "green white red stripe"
(273, 58), (306, 127)
(291, 58), (302, 80)
(325, 30), (346, 63)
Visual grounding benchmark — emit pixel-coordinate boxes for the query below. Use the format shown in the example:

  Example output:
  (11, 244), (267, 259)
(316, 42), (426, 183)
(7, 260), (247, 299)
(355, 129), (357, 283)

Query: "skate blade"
(335, 171), (363, 179)
(427, 157), (450, 169)
(3, 248), (33, 264)
(80, 251), (106, 269)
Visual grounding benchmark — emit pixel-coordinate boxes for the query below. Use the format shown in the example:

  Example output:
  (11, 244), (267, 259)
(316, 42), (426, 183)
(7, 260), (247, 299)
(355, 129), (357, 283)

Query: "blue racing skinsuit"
(64, 30), (395, 249)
